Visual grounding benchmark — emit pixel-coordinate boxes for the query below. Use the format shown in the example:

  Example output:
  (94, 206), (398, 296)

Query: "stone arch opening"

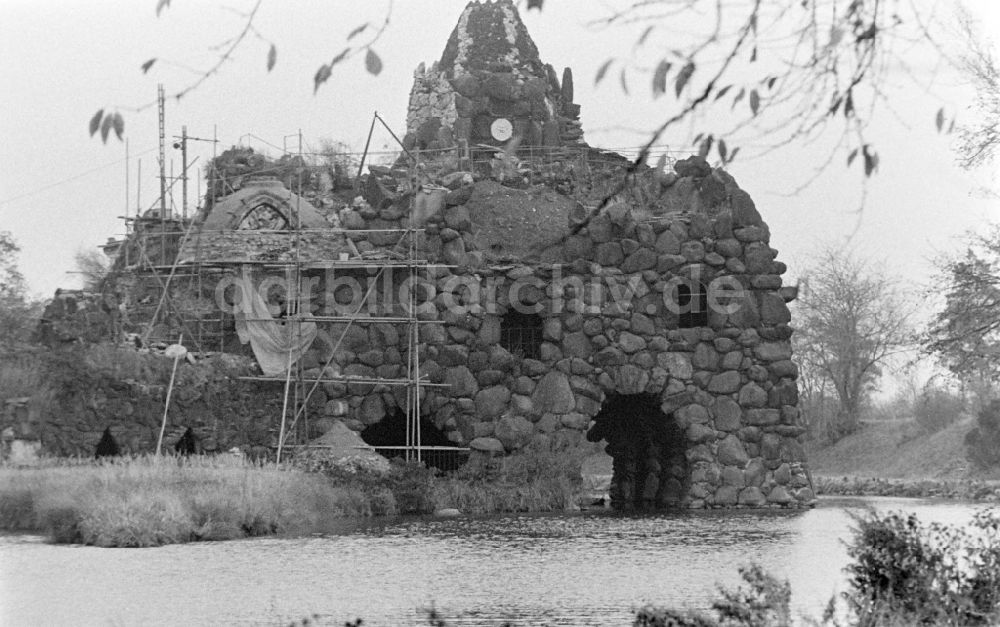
(360, 407), (456, 471)
(586, 393), (687, 509)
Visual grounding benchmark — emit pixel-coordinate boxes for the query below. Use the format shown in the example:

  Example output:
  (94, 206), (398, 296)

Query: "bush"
(845, 509), (1000, 626)
(913, 383), (965, 434)
(966, 400), (1000, 470)
(634, 564), (791, 627)
(304, 455), (439, 515)
(635, 510), (1000, 627)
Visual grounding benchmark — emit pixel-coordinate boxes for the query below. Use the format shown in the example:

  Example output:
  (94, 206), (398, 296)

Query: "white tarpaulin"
(233, 267), (317, 376)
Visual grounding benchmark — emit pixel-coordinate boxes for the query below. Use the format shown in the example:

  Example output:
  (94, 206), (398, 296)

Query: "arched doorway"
(586, 393), (687, 509)
(360, 407), (464, 471)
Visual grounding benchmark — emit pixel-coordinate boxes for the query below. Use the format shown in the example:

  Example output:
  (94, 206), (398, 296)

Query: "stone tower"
(403, 0), (584, 151)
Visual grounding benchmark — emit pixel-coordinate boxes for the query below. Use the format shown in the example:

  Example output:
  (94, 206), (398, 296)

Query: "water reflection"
(0, 497), (992, 626)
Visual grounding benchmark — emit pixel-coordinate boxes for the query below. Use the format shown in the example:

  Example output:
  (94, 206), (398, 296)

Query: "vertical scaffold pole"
(158, 84), (167, 265)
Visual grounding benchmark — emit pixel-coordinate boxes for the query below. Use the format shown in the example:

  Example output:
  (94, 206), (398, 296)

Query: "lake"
(0, 497), (992, 626)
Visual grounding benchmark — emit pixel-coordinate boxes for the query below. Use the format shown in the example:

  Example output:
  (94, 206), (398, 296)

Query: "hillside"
(806, 417), (1000, 481)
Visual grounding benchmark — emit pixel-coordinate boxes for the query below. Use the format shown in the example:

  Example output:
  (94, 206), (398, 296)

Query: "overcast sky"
(1, 0), (998, 315)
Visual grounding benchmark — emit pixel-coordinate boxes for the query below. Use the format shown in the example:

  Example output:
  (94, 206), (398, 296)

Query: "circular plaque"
(490, 117), (514, 142)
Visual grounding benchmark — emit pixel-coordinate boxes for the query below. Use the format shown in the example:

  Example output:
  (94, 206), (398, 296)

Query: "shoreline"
(813, 474), (1000, 502)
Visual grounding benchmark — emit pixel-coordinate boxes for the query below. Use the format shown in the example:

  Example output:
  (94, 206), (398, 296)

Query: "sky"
(0, 0), (998, 328)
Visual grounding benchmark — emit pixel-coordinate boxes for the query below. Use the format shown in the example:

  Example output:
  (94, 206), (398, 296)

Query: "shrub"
(304, 455), (439, 515)
(634, 564), (791, 627)
(845, 509), (1000, 626)
(966, 400), (1000, 470)
(913, 383), (965, 434)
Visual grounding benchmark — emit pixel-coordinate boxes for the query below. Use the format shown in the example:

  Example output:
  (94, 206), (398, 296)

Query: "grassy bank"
(814, 475), (1000, 501)
(806, 417), (1000, 501)
(806, 417), (982, 480)
(291, 441), (587, 516)
(0, 446), (587, 547)
(0, 455), (372, 546)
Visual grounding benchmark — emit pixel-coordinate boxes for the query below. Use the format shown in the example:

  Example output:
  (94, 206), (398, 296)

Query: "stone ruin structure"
(27, 0), (813, 509)
(404, 0), (584, 151)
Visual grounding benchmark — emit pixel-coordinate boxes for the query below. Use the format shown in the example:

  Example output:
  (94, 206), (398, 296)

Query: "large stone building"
(29, 0), (813, 509)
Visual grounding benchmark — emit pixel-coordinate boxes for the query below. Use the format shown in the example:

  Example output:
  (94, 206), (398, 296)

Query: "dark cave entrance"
(360, 407), (466, 472)
(586, 393), (687, 509)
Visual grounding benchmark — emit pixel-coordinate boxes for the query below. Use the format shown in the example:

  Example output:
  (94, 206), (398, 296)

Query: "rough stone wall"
(0, 349), (283, 457)
(403, 0), (584, 151)
(275, 155), (813, 509)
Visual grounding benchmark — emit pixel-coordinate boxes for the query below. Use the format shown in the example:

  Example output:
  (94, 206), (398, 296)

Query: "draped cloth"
(233, 266), (317, 376)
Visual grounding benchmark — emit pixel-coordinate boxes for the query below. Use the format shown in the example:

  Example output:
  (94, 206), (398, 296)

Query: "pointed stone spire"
(403, 0), (586, 152)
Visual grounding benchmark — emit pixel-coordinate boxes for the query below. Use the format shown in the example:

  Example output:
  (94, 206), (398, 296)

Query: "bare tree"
(0, 232), (42, 349)
(955, 10), (1000, 170)
(91, 0), (966, 184)
(793, 248), (914, 441)
(74, 248), (111, 293)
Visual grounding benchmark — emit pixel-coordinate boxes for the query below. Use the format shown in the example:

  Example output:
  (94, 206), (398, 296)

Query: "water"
(0, 497), (992, 626)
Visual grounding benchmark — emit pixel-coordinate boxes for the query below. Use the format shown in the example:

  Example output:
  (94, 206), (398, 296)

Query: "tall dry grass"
(0, 442), (593, 546)
(0, 455), (366, 546)
(430, 441), (587, 514)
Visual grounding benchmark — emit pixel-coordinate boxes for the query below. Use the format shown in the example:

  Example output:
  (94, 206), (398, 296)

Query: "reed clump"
(0, 455), (358, 546)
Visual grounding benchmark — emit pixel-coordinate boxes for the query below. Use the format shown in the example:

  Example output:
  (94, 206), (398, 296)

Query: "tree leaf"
(347, 24), (368, 41)
(618, 67), (629, 95)
(100, 114), (113, 143)
(692, 133), (704, 146)
(267, 44), (277, 72)
(313, 64), (332, 94)
(329, 47), (350, 68)
(935, 107), (944, 133)
(526, 0), (544, 9)
(847, 148), (859, 166)
(364, 48), (383, 75)
(862, 145), (878, 177)
(732, 87), (746, 109)
(89, 109), (104, 137)
(947, 117), (956, 134)
(728, 147), (740, 163)
(844, 91), (854, 118)
(155, 0), (170, 17)
(698, 135), (714, 159)
(718, 139), (728, 163)
(714, 85), (732, 101)
(766, 76), (778, 90)
(750, 45), (757, 62)
(674, 61), (695, 97)
(141, 58), (157, 74)
(652, 60), (671, 97)
(749, 89), (760, 116)
(112, 112), (124, 141)
(594, 58), (613, 86)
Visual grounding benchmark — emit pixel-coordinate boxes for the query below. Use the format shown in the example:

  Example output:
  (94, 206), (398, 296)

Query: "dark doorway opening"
(174, 427), (199, 456)
(586, 393), (687, 509)
(361, 407), (467, 472)
(95, 426), (120, 459)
